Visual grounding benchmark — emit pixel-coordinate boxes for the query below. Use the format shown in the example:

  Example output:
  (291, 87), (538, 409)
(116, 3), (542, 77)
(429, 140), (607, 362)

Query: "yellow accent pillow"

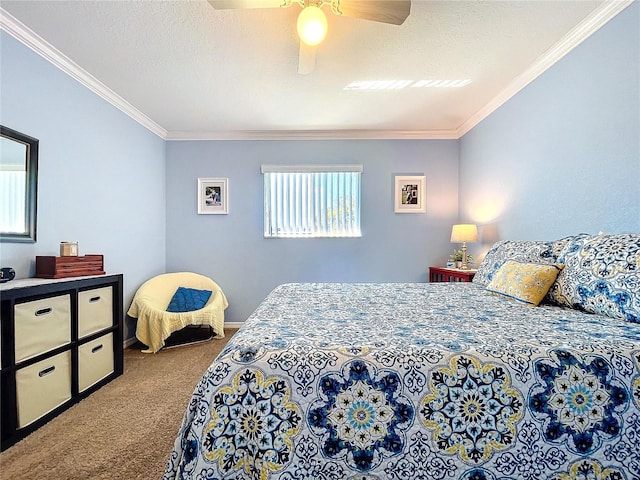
(486, 260), (563, 306)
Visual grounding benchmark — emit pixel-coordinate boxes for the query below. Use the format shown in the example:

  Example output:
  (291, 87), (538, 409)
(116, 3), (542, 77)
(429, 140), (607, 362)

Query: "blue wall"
(165, 139), (459, 324)
(459, 2), (639, 257)
(0, 32), (167, 339)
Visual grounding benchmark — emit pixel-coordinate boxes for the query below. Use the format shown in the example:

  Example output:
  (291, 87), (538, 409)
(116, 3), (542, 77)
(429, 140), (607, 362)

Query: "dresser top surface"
(0, 274), (121, 293)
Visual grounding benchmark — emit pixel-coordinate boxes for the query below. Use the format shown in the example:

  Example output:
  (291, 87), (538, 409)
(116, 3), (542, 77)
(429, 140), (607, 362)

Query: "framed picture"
(197, 177), (228, 214)
(394, 175), (426, 213)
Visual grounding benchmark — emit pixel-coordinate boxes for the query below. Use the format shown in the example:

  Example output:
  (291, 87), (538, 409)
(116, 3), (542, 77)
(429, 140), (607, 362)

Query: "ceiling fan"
(207, 0), (411, 74)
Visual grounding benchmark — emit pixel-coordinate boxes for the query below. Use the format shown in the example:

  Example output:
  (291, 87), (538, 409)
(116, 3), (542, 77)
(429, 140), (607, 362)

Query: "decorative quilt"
(164, 283), (640, 480)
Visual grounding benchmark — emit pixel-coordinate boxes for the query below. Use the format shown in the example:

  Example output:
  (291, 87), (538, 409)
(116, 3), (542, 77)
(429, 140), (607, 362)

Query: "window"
(262, 164), (362, 238)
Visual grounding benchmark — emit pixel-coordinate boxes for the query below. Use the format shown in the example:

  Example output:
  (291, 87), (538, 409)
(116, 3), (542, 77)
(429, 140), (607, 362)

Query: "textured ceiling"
(1, 0), (627, 139)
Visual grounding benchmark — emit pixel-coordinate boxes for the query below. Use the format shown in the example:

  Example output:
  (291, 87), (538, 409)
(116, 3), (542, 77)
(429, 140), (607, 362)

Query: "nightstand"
(429, 266), (477, 283)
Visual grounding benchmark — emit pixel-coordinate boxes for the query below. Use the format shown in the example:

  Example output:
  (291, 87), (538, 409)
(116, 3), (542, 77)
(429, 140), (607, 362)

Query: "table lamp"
(451, 224), (478, 270)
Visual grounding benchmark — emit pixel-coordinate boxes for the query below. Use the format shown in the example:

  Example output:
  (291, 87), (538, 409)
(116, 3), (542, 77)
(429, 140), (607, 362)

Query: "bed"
(163, 234), (640, 480)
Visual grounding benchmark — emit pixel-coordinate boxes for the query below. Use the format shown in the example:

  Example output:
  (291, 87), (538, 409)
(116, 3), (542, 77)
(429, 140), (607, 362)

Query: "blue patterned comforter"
(164, 283), (640, 480)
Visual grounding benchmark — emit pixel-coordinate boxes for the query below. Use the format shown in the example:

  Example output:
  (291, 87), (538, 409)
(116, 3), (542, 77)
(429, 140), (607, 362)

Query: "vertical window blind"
(262, 165), (363, 238)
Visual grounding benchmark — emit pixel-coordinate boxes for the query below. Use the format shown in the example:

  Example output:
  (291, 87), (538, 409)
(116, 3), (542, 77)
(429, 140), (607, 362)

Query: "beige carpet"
(0, 329), (238, 480)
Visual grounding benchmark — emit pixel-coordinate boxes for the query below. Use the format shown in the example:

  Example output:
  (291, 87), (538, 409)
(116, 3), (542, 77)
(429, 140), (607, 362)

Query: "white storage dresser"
(0, 274), (123, 451)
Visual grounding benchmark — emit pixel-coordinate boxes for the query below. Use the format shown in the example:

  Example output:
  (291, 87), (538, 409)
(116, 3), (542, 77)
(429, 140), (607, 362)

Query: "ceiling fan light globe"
(297, 5), (327, 46)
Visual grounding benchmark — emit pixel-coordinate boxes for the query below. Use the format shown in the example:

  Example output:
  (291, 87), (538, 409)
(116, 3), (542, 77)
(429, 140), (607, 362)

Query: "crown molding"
(0, 11), (454, 141)
(456, 0), (635, 138)
(2, 1), (632, 142)
(164, 129), (459, 141)
(0, 8), (168, 139)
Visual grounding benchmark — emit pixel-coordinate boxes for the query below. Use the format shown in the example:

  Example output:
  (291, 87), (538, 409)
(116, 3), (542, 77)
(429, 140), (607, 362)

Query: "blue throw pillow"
(166, 287), (212, 313)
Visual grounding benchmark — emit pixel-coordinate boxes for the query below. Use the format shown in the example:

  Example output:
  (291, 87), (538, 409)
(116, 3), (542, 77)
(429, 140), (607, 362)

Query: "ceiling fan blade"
(208, 0), (293, 9)
(330, 0), (411, 25)
(297, 42), (317, 75)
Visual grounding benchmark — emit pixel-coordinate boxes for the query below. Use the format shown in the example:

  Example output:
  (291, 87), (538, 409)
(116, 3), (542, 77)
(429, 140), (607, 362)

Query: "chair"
(127, 272), (228, 353)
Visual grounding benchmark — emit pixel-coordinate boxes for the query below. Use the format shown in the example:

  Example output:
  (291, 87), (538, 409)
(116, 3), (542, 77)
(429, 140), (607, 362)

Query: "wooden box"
(35, 255), (105, 279)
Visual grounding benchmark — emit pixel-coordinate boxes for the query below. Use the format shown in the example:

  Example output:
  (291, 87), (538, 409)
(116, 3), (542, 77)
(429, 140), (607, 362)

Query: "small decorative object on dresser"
(0, 267), (16, 283)
(59, 241), (79, 256)
(429, 266), (477, 282)
(35, 254), (105, 279)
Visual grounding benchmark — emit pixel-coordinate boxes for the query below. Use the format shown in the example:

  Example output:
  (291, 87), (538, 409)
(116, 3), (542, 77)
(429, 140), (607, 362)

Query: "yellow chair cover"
(127, 272), (228, 353)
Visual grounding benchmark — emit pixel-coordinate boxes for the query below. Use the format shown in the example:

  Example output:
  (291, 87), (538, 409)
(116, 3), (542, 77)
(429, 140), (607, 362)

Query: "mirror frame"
(0, 125), (39, 243)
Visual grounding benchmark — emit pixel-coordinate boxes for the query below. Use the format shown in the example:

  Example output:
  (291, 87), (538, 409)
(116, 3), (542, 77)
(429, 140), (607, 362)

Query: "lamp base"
(460, 242), (470, 270)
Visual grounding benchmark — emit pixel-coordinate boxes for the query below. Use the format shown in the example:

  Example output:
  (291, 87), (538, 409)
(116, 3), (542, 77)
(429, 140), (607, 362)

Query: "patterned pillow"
(548, 233), (640, 323)
(166, 287), (212, 313)
(473, 239), (562, 287)
(549, 234), (588, 260)
(486, 261), (563, 305)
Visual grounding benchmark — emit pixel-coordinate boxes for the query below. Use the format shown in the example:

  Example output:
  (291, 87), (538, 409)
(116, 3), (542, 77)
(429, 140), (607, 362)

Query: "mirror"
(0, 126), (38, 242)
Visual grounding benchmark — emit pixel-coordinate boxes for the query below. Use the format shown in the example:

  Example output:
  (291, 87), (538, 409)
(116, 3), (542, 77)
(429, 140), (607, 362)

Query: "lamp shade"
(451, 224), (478, 243)
(297, 5), (328, 46)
